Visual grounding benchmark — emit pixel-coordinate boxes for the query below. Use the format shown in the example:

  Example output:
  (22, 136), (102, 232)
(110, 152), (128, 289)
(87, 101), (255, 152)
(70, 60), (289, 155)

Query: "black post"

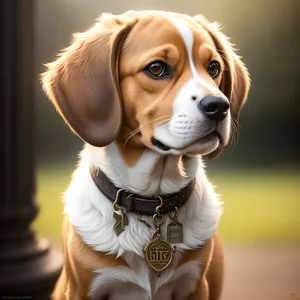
(0, 0), (62, 298)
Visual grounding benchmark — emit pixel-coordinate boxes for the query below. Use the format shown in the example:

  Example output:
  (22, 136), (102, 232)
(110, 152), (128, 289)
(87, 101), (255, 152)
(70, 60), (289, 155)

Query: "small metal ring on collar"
(113, 189), (127, 214)
(152, 213), (164, 226)
(151, 229), (161, 240)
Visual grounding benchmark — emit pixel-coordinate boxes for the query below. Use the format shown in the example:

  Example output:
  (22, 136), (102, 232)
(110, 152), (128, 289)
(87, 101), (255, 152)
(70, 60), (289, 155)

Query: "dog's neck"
(65, 141), (221, 257)
(86, 142), (200, 197)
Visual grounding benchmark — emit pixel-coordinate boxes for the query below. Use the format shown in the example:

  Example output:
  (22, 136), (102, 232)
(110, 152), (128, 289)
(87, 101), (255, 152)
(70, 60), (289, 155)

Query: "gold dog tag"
(144, 237), (175, 274)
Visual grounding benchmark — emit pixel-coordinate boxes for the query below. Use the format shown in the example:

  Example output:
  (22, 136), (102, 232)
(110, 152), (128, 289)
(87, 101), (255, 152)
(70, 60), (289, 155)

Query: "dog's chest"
(90, 251), (200, 300)
(64, 147), (222, 299)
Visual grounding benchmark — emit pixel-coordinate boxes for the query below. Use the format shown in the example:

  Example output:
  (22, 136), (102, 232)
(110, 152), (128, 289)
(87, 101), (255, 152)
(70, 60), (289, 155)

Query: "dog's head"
(41, 11), (250, 164)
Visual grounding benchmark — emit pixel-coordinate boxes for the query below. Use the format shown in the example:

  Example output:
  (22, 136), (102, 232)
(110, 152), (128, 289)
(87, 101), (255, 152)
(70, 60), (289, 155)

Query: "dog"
(41, 10), (250, 300)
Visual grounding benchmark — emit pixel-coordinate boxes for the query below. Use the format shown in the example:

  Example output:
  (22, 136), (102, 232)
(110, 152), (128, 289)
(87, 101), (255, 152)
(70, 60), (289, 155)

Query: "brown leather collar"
(90, 164), (195, 216)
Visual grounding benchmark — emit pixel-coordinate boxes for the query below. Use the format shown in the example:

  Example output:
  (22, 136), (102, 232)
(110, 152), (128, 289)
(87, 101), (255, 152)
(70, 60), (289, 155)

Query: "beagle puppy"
(41, 10), (250, 300)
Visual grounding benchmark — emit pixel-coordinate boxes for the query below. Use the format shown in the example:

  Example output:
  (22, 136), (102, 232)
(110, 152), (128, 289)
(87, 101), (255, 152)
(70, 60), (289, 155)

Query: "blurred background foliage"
(33, 0), (300, 243)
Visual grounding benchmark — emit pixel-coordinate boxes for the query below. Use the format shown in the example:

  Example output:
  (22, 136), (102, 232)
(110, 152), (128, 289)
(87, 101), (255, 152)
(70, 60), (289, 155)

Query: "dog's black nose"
(199, 96), (229, 121)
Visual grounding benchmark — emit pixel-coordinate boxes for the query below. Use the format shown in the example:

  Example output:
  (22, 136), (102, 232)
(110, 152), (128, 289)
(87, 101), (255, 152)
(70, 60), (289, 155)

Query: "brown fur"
(117, 12), (227, 165)
(41, 10), (250, 300)
(42, 11), (250, 165)
(53, 217), (129, 300)
(53, 217), (223, 300)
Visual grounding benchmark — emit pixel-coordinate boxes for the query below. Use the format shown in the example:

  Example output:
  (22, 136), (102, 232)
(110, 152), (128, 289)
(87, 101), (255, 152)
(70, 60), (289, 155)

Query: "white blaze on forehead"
(168, 17), (216, 91)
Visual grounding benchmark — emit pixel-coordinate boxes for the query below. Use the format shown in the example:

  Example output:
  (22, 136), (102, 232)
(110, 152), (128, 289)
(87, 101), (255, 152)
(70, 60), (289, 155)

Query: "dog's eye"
(208, 61), (220, 78)
(144, 61), (170, 79)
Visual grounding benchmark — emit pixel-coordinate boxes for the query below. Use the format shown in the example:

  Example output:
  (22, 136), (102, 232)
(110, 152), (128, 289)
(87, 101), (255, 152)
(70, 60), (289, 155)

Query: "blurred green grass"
(33, 165), (300, 243)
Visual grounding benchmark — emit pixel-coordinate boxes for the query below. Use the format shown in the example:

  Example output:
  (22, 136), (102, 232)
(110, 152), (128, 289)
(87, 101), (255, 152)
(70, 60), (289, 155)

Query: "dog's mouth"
(150, 131), (223, 152)
(151, 137), (171, 151)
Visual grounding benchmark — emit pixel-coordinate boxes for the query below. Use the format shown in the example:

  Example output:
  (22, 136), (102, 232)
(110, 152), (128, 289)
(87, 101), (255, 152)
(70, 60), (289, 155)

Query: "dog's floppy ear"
(41, 13), (137, 147)
(193, 15), (250, 121)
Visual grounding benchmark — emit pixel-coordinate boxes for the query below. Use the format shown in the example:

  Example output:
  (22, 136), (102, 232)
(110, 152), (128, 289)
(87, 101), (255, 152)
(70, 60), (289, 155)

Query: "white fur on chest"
(90, 256), (201, 300)
(63, 144), (222, 299)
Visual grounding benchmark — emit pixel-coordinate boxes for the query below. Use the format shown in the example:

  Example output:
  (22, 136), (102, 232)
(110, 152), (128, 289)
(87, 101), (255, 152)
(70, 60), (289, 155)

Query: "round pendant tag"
(144, 238), (175, 273)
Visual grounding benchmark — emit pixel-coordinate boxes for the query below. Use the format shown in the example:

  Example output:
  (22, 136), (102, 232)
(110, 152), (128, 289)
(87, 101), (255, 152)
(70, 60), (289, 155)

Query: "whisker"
(125, 115), (171, 139)
(229, 118), (242, 150)
(157, 122), (171, 129)
(123, 116), (172, 149)
(123, 132), (139, 149)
